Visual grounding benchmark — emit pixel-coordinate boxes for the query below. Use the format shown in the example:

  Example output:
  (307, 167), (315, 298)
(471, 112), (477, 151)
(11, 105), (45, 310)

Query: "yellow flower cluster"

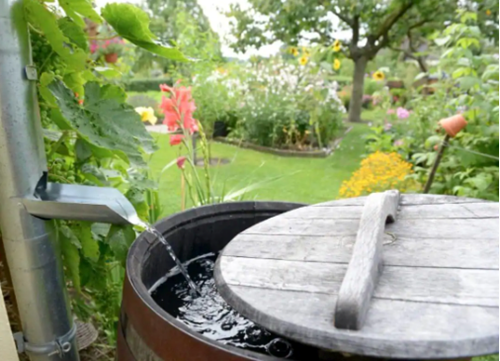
(339, 152), (415, 198)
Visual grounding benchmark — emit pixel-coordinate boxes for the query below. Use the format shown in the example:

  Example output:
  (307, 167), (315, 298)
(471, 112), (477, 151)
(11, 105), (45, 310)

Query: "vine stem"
(47, 130), (69, 159)
(39, 50), (55, 73)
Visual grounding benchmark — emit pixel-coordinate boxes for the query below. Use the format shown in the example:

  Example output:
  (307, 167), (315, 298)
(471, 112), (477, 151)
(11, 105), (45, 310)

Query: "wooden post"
(423, 134), (450, 193)
(0, 281), (19, 361)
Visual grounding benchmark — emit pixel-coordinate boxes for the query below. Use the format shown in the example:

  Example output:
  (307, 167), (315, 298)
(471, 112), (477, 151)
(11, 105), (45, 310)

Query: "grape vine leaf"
(75, 138), (92, 162)
(24, 0), (86, 71)
(59, 224), (82, 292)
(58, 17), (88, 51)
(58, 0), (102, 28)
(101, 3), (188, 62)
(48, 80), (157, 166)
(106, 225), (136, 265)
(75, 222), (100, 262)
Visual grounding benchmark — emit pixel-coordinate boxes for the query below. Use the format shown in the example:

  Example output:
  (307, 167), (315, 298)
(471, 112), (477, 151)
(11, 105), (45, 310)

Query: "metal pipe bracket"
(13, 321), (77, 357)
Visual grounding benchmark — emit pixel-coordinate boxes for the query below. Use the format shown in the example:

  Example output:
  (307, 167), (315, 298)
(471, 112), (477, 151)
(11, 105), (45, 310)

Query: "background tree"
(227, 0), (458, 122)
(135, 0), (223, 75)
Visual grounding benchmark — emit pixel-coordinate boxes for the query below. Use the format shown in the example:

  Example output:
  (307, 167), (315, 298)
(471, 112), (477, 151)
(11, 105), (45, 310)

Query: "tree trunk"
(348, 56), (368, 123)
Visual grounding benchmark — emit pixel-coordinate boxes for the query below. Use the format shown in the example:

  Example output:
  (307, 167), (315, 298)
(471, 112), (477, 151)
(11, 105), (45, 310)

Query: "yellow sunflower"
(289, 47), (299, 56)
(486, 9), (492, 16)
(332, 39), (341, 52)
(372, 70), (385, 81)
(333, 59), (341, 70)
(298, 55), (308, 66)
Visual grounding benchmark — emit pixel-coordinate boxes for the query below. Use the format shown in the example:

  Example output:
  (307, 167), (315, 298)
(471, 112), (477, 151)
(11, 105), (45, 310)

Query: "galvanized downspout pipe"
(0, 0), (79, 360)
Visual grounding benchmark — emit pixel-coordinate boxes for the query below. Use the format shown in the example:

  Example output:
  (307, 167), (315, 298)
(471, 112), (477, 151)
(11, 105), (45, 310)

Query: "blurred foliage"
(134, 0), (222, 76)
(366, 10), (499, 200)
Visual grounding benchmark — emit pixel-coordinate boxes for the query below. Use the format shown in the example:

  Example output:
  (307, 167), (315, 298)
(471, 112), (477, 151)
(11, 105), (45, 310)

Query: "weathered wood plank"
(313, 195), (486, 208)
(245, 217), (498, 239)
(334, 191), (400, 330)
(0, 282), (19, 361)
(213, 283), (499, 358)
(219, 256), (499, 307)
(222, 234), (499, 269)
(216, 194), (499, 357)
(283, 202), (499, 220)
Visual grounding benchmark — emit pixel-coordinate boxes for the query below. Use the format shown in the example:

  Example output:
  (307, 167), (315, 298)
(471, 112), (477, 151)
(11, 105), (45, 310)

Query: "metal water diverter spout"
(23, 172), (143, 226)
(0, 0), (141, 360)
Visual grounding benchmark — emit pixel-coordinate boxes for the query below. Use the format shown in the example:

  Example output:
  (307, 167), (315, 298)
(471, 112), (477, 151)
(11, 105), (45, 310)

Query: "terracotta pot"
(105, 52), (118, 64)
(439, 114), (467, 137)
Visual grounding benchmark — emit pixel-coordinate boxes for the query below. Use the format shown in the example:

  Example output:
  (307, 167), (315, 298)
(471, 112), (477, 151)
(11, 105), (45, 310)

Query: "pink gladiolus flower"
(169, 134), (184, 146)
(160, 85), (198, 134)
(396, 107), (410, 119)
(394, 139), (404, 147)
(176, 156), (187, 169)
(159, 84), (171, 92)
(386, 109), (395, 115)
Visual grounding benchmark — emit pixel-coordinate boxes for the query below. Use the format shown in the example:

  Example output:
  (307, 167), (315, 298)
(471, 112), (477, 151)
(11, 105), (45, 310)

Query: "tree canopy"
(228, 0), (461, 122)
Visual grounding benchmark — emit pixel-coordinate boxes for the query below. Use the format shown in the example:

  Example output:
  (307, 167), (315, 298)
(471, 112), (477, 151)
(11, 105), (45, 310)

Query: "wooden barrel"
(117, 201), (307, 361)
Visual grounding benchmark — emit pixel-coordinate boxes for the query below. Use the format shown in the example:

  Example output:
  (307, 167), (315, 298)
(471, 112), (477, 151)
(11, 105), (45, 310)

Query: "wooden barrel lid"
(214, 193), (499, 359)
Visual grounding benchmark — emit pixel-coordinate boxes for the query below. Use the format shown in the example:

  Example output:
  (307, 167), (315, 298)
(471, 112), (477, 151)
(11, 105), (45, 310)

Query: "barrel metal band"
(14, 322), (77, 357)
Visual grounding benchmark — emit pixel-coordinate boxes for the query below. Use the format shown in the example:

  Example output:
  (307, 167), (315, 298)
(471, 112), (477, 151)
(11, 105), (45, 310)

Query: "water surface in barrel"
(151, 253), (319, 360)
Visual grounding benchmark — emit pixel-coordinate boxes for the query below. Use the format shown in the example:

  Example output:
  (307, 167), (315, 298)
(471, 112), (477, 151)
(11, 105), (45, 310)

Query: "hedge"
(123, 78), (173, 92)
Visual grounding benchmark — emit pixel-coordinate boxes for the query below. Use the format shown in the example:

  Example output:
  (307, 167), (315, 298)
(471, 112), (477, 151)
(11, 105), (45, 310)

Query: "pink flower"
(396, 107), (410, 119)
(90, 42), (98, 54)
(176, 156), (187, 169)
(159, 84), (171, 92)
(384, 123), (392, 131)
(386, 109), (395, 115)
(394, 139), (404, 147)
(160, 85), (198, 134)
(169, 134), (184, 146)
(104, 40), (111, 46)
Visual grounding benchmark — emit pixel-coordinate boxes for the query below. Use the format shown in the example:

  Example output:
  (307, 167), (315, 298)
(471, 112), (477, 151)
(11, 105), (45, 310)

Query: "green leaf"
(101, 84), (127, 103)
(50, 108), (72, 131)
(60, 224), (82, 248)
(75, 222), (100, 261)
(63, 71), (85, 96)
(58, 17), (88, 51)
(95, 66), (122, 78)
(39, 72), (57, 107)
(62, 241), (81, 292)
(58, 0), (102, 27)
(75, 138), (92, 161)
(458, 76), (480, 89)
(24, 0), (86, 71)
(106, 225), (136, 265)
(434, 36), (450, 46)
(48, 80), (157, 166)
(101, 3), (188, 62)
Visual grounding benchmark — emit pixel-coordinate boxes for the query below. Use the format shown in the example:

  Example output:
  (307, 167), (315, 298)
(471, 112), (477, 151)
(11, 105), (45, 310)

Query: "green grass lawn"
(149, 122), (369, 216)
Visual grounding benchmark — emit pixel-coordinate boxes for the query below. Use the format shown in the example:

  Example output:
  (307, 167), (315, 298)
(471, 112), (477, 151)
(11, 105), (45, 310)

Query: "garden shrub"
(232, 56), (345, 149)
(124, 77), (173, 92)
(365, 11), (499, 201)
(364, 78), (385, 95)
(127, 94), (160, 113)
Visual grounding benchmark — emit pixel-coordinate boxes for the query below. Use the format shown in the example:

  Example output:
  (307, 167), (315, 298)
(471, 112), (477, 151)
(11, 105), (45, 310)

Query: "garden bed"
(215, 126), (352, 158)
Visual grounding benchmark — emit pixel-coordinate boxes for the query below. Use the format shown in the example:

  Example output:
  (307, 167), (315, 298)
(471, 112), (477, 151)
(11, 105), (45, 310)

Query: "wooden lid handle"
(334, 190), (400, 330)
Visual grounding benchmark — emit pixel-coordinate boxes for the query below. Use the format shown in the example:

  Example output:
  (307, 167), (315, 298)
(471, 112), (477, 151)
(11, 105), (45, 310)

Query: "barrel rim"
(126, 201), (306, 361)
